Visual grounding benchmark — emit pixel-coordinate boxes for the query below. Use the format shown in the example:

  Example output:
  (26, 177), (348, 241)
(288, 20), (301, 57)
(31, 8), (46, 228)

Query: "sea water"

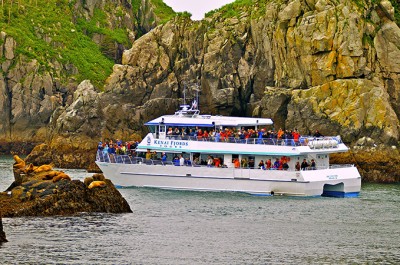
(0, 155), (399, 264)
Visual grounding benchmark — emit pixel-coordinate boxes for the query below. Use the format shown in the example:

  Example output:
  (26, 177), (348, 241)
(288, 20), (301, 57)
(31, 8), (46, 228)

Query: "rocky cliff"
(60, 0), (400, 142)
(0, 0), (171, 154)
(2, 1), (400, 182)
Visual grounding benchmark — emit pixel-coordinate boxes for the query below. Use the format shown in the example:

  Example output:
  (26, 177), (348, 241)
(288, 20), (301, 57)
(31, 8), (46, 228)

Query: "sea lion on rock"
(13, 155), (26, 170)
(25, 163), (37, 174)
(84, 177), (94, 187)
(34, 164), (53, 173)
(42, 171), (59, 180)
(88, 181), (106, 189)
(52, 173), (71, 182)
(13, 155), (24, 164)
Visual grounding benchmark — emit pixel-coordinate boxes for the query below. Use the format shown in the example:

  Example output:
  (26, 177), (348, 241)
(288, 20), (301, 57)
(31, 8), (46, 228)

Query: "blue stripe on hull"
(322, 191), (360, 198)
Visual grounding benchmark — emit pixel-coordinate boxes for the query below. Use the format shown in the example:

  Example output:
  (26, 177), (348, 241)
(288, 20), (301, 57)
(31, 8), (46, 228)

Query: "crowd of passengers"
(143, 151), (317, 171)
(97, 139), (140, 155)
(97, 129), (325, 154)
(166, 126), (324, 145)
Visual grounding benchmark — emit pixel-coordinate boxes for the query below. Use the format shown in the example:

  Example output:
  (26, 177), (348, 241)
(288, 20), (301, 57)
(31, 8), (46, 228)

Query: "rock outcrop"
(0, 0), (167, 154)
(0, 156), (131, 217)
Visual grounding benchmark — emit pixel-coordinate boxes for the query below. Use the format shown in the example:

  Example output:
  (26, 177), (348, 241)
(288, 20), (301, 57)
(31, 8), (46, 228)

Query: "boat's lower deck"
(96, 161), (361, 197)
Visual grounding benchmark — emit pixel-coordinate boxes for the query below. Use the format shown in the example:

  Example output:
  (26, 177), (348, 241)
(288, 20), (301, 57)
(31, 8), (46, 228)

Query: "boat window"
(148, 126), (156, 133)
(232, 154), (239, 163)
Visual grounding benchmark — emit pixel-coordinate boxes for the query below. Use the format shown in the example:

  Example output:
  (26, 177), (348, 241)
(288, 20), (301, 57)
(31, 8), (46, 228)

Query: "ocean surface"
(0, 155), (399, 264)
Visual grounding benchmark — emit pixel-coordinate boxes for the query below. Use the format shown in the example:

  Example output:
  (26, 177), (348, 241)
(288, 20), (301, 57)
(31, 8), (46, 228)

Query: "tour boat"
(96, 102), (361, 197)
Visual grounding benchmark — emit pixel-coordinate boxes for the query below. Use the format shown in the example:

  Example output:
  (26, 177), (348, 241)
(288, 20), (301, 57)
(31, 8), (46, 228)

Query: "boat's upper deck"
(145, 104), (273, 127)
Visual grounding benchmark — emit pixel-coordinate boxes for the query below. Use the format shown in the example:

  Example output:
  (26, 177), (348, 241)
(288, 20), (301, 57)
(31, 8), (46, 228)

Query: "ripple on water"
(0, 156), (399, 264)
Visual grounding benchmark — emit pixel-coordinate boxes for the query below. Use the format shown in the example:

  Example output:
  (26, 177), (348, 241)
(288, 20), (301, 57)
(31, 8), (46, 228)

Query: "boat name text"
(153, 140), (189, 147)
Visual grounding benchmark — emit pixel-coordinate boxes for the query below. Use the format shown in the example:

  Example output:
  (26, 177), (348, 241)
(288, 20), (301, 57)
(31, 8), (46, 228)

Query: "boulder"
(0, 156), (132, 217)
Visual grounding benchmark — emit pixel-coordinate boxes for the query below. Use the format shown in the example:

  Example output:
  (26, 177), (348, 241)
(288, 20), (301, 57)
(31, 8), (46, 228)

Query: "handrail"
(96, 151), (354, 170)
(160, 135), (342, 148)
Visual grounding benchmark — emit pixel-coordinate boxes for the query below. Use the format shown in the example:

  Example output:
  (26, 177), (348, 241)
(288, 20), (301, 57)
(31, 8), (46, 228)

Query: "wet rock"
(0, 156), (132, 217)
(330, 147), (400, 183)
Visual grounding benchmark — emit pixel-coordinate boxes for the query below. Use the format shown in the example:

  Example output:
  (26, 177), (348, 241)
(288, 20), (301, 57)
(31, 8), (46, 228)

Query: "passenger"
(258, 160), (265, 170)
(277, 128), (284, 140)
(273, 158), (280, 169)
(240, 158), (247, 168)
(203, 130), (209, 140)
(161, 153), (167, 162)
(209, 129), (216, 141)
(292, 129), (300, 145)
(197, 129), (203, 140)
(121, 144), (127, 155)
(167, 127), (173, 137)
(233, 158), (240, 168)
(310, 159), (316, 170)
(108, 144), (116, 154)
(207, 156), (213, 167)
(98, 141), (103, 151)
(282, 162), (289, 170)
(215, 130), (221, 142)
(248, 159), (255, 168)
(185, 158), (192, 166)
(181, 128), (187, 139)
(301, 159), (309, 170)
(145, 150), (152, 160)
(178, 155), (184, 166)
(295, 161), (301, 171)
(102, 145), (109, 154)
(220, 130), (226, 142)
(266, 158), (272, 170)
(173, 155), (180, 166)
(214, 157), (220, 167)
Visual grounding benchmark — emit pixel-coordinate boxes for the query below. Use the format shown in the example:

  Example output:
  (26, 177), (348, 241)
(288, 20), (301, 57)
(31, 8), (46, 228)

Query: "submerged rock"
(0, 156), (132, 217)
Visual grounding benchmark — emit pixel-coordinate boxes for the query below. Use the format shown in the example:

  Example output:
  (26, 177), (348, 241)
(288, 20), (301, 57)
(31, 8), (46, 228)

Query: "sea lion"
(13, 155), (24, 164)
(13, 161), (26, 170)
(25, 163), (37, 174)
(13, 155), (26, 169)
(52, 173), (71, 182)
(34, 164), (53, 173)
(88, 181), (106, 189)
(42, 171), (59, 180)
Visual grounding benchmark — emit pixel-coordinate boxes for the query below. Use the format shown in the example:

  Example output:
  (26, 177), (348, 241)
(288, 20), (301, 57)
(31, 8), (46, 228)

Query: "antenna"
(183, 82), (187, 105)
(192, 82), (200, 110)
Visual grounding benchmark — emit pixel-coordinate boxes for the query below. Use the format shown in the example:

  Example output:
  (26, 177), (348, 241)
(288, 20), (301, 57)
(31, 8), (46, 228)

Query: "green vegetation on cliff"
(0, 0), (116, 88)
(206, 0), (400, 26)
(0, 0), (178, 88)
(148, 0), (176, 24)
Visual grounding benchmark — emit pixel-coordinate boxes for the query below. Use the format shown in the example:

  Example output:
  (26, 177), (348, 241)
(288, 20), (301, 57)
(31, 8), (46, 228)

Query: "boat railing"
(162, 135), (342, 148)
(96, 152), (354, 170)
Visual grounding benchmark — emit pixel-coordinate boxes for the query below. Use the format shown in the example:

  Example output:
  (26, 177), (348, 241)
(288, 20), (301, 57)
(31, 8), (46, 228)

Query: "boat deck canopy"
(145, 115), (273, 127)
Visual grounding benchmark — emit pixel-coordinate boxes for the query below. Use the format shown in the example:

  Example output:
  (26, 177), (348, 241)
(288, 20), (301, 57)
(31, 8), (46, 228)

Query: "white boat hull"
(96, 162), (361, 197)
